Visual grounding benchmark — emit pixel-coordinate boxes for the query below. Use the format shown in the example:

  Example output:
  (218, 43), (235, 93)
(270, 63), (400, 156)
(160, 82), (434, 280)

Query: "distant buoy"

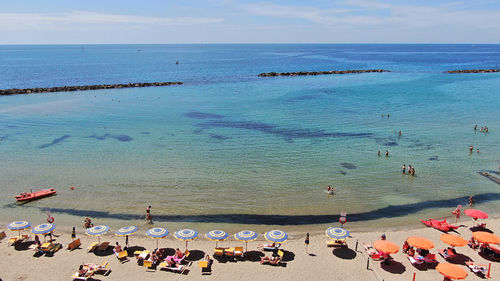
(70, 186), (75, 190)
(47, 216), (54, 223)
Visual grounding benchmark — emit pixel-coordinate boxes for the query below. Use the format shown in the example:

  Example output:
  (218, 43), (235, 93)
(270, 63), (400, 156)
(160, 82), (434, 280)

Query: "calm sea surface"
(1, 44), (499, 234)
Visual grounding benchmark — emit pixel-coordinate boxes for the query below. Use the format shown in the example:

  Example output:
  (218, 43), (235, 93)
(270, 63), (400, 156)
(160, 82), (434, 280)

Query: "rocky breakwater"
(0, 81), (183, 96)
(258, 69), (389, 77)
(447, 69), (500, 74)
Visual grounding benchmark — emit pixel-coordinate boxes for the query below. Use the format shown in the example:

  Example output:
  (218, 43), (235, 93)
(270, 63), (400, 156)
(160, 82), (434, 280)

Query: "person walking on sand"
(305, 232), (310, 253)
(146, 205), (152, 223)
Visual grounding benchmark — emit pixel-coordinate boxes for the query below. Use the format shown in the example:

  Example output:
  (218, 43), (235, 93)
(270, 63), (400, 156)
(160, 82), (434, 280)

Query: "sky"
(1, 0), (499, 44)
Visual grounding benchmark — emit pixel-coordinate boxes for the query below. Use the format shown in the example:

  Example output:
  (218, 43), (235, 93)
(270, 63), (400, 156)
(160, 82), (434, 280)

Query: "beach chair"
(438, 248), (456, 260)
(87, 242), (99, 252)
(95, 241), (110, 254)
(0, 231), (6, 242)
(363, 243), (379, 258)
(135, 250), (150, 260)
(159, 262), (187, 274)
(224, 247), (235, 259)
(465, 261), (487, 275)
(95, 261), (110, 274)
(199, 259), (213, 275)
(259, 243), (280, 251)
(260, 251), (283, 266)
(41, 242), (52, 251)
(116, 250), (129, 263)
(214, 247), (225, 257)
(67, 238), (81, 251)
(407, 255), (424, 267)
(327, 239), (346, 247)
(234, 246), (244, 259)
(9, 237), (21, 245)
(71, 269), (95, 280)
(423, 253), (437, 266)
(142, 260), (155, 271)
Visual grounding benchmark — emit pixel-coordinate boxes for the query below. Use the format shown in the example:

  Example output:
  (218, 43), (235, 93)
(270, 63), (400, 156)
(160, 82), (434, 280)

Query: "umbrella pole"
(185, 241), (188, 251)
(98, 236), (101, 244)
(157, 239), (159, 249)
(245, 241), (248, 252)
(216, 241), (218, 248)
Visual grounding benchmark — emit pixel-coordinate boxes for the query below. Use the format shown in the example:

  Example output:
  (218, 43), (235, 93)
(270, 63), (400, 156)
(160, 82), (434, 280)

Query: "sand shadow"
(281, 250), (295, 262)
(126, 246), (145, 257)
(332, 247), (356, 260)
(381, 260), (406, 274)
(187, 250), (205, 261)
(14, 241), (34, 251)
(243, 250), (265, 262)
(469, 226), (493, 233)
(447, 253), (472, 265)
(94, 245), (113, 256)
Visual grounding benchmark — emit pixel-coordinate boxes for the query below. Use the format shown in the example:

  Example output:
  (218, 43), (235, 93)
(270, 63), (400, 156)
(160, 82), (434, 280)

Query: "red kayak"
(15, 188), (57, 202)
(420, 218), (458, 232)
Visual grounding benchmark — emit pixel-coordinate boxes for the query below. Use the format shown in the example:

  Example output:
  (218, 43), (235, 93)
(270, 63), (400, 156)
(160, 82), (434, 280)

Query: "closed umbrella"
(326, 227), (350, 240)
(265, 230), (288, 244)
(146, 227), (169, 249)
(115, 226), (138, 247)
(472, 231), (500, 244)
(436, 262), (468, 280)
(205, 230), (228, 248)
(7, 221), (31, 238)
(234, 230), (258, 252)
(373, 240), (399, 254)
(86, 225), (110, 244)
(406, 236), (434, 250)
(440, 234), (467, 247)
(174, 229), (198, 250)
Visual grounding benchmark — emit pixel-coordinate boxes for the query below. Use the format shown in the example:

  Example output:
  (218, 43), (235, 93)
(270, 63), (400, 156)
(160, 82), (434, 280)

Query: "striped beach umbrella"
(7, 221), (31, 238)
(86, 225), (110, 244)
(265, 230), (288, 244)
(115, 226), (138, 246)
(326, 227), (350, 240)
(31, 223), (56, 235)
(174, 229), (198, 250)
(146, 227), (169, 248)
(235, 230), (258, 252)
(205, 230), (228, 247)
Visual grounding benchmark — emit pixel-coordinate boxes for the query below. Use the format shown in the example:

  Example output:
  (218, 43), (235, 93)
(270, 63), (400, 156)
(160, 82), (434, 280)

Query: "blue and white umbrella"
(86, 225), (110, 243)
(146, 227), (169, 248)
(205, 230), (228, 247)
(116, 226), (138, 246)
(116, 226), (138, 236)
(326, 227), (350, 240)
(174, 229), (198, 250)
(235, 230), (258, 251)
(265, 230), (288, 244)
(31, 223), (56, 235)
(7, 221), (31, 238)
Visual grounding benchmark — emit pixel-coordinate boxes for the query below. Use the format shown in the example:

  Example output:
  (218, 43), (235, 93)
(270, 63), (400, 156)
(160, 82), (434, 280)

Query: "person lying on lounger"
(258, 242), (278, 250)
(260, 255), (281, 265)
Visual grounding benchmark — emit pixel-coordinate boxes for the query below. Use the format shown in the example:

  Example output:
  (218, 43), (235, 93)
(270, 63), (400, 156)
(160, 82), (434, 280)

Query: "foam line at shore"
(0, 81), (183, 96)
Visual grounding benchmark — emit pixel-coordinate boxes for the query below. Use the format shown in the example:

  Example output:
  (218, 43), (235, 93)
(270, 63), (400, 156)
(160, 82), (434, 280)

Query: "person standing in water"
(146, 205), (152, 223)
(402, 164), (406, 174)
(385, 150), (389, 157)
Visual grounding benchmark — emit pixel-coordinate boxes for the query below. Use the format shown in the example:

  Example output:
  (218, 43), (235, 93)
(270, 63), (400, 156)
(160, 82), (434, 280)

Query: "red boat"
(420, 218), (458, 232)
(15, 188), (57, 202)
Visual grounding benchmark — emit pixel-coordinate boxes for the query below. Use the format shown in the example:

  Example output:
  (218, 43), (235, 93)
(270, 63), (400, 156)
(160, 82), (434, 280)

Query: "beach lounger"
(327, 239), (346, 247)
(465, 261), (487, 275)
(72, 262), (109, 280)
(214, 247), (225, 257)
(9, 237), (21, 245)
(438, 248), (457, 260)
(71, 270), (95, 280)
(135, 250), (150, 260)
(407, 255), (424, 267)
(67, 238), (81, 251)
(234, 246), (244, 259)
(87, 242), (99, 252)
(116, 250), (128, 263)
(423, 253), (437, 265)
(363, 243), (378, 257)
(260, 250), (283, 266)
(259, 243), (281, 251)
(199, 259), (213, 275)
(143, 260), (155, 271)
(95, 241), (110, 254)
(0, 231), (6, 242)
(224, 247), (235, 259)
(159, 262), (187, 274)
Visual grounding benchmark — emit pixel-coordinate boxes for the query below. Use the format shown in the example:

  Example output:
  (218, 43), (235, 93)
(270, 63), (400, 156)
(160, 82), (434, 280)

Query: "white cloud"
(0, 11), (224, 30)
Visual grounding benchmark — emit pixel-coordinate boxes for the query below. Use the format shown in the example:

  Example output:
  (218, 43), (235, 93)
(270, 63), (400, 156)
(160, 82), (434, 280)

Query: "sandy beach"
(1, 217), (498, 281)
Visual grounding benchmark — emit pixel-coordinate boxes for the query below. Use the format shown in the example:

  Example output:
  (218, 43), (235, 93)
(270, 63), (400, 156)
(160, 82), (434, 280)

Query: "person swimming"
(326, 185), (335, 194)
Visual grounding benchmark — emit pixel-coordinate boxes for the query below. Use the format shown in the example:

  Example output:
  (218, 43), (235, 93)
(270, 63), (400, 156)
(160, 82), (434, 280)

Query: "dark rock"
(258, 69), (389, 77)
(446, 69), (500, 74)
(0, 81), (183, 96)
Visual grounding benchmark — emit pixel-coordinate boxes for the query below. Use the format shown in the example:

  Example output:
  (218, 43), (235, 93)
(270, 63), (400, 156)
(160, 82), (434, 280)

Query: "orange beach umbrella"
(373, 240), (399, 254)
(440, 234), (467, 247)
(436, 262), (468, 280)
(406, 236), (434, 250)
(472, 231), (500, 244)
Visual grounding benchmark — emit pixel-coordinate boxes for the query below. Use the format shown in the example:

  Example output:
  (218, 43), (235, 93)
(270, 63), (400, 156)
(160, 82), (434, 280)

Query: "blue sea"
(1, 44), (499, 234)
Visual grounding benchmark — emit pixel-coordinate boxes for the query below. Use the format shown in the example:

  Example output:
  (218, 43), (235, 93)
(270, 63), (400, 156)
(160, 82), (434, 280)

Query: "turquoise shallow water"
(0, 44), (499, 233)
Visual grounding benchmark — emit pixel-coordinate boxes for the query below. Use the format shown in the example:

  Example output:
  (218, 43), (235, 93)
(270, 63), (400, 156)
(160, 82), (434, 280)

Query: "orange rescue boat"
(15, 188), (57, 202)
